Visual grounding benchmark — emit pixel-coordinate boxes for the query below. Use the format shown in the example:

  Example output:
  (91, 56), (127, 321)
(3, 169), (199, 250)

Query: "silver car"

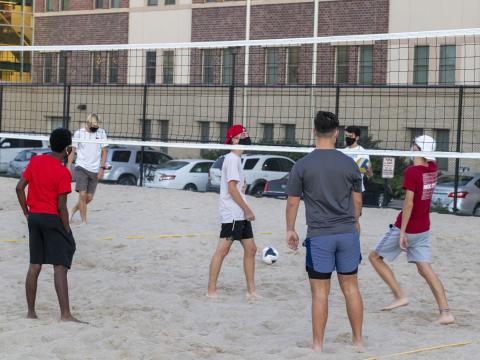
(100, 146), (172, 186)
(7, 148), (51, 177)
(431, 173), (480, 216)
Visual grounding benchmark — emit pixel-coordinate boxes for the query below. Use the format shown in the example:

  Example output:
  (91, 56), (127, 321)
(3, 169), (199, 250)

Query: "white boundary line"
(2, 132), (479, 159)
(2, 28), (480, 52)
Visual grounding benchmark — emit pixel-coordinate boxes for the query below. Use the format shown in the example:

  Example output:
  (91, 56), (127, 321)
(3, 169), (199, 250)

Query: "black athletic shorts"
(220, 220), (254, 241)
(28, 213), (76, 269)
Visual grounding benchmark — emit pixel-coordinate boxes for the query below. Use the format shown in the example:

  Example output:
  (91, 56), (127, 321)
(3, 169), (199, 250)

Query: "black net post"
(227, 47), (238, 128)
(139, 84), (148, 187)
(453, 86), (464, 213)
(61, 51), (70, 129)
(335, 85), (341, 120)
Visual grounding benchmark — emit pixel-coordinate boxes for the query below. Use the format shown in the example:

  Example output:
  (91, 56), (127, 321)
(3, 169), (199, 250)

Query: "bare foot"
(437, 312), (455, 325)
(382, 297), (409, 311)
(246, 291), (262, 299)
(206, 291), (218, 299)
(352, 338), (365, 353)
(312, 343), (322, 352)
(60, 314), (88, 324)
(26, 311), (38, 319)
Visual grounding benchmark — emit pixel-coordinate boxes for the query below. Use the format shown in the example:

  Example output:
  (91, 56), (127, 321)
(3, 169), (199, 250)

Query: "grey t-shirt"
(286, 149), (363, 237)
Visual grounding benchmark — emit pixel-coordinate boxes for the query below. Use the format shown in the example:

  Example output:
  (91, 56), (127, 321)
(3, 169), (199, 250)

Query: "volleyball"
(356, 158), (370, 174)
(262, 247), (279, 265)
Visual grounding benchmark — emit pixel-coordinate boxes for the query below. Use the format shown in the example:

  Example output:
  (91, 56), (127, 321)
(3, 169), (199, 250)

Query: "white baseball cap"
(414, 135), (436, 161)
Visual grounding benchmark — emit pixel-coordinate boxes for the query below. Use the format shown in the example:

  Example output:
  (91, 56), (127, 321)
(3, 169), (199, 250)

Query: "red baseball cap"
(225, 124), (247, 144)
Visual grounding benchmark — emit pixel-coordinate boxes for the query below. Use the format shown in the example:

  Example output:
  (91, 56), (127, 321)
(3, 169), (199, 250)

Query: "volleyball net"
(1, 28), (480, 169)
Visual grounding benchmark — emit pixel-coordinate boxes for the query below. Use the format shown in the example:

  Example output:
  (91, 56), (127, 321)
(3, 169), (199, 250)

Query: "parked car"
(97, 146), (172, 186)
(207, 154), (295, 196)
(0, 137), (49, 173)
(262, 175), (393, 208)
(143, 159), (214, 192)
(7, 148), (52, 177)
(431, 173), (480, 216)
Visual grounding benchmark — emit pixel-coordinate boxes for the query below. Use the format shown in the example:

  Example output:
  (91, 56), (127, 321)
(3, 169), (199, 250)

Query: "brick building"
(33, 0), (129, 84)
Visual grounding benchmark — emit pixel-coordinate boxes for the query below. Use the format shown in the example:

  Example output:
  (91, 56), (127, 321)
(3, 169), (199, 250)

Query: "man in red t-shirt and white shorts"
(369, 135), (455, 325)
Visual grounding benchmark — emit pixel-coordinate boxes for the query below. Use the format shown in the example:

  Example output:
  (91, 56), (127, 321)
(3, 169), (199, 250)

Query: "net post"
(139, 84), (148, 187)
(335, 85), (341, 120)
(227, 47), (238, 128)
(61, 51), (70, 129)
(453, 86), (464, 213)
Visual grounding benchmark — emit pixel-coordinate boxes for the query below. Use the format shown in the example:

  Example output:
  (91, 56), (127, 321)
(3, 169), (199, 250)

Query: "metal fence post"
(335, 85), (341, 120)
(227, 47), (238, 128)
(61, 51), (70, 129)
(453, 86), (464, 213)
(139, 84), (148, 187)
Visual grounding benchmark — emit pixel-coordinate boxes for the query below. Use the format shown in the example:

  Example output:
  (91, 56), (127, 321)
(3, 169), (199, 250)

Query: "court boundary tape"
(364, 341), (472, 360)
(0, 231), (275, 244)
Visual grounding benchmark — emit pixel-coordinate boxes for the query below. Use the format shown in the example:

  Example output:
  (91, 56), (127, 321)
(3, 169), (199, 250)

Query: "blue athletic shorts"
(303, 232), (361, 279)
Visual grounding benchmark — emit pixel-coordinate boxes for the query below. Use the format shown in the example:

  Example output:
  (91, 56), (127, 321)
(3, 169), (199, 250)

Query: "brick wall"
(34, 0), (129, 12)
(33, 13), (128, 84)
(191, 0), (389, 85)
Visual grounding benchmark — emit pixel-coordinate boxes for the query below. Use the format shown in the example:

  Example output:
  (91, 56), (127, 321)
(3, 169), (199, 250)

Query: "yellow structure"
(0, 0), (32, 82)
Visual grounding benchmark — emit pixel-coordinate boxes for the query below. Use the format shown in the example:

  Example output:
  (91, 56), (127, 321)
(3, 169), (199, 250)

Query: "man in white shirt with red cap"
(207, 124), (260, 299)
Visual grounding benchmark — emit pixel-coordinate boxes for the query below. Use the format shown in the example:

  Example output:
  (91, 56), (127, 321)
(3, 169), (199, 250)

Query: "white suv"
(0, 138), (49, 173)
(207, 154), (295, 196)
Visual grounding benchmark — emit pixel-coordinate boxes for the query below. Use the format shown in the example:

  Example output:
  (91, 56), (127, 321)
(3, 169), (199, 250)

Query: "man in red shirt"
(369, 135), (454, 325)
(16, 128), (83, 323)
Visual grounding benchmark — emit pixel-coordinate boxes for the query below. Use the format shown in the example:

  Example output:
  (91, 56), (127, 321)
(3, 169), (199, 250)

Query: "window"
(277, 158), (294, 172)
(59, 53), (67, 83)
(409, 128), (424, 140)
(147, 0), (158, 5)
(287, 47), (299, 84)
(359, 45), (373, 85)
(23, 139), (44, 148)
(439, 45), (456, 85)
(136, 151), (170, 165)
(145, 51), (156, 84)
(95, 0), (104, 9)
(190, 162), (212, 173)
(243, 158), (259, 170)
(163, 51), (174, 84)
(265, 48), (279, 85)
(112, 151), (131, 163)
(92, 52), (103, 84)
(141, 119), (152, 140)
(160, 120), (169, 141)
(45, 0), (55, 11)
(165, 0), (175, 4)
(222, 48), (233, 85)
(108, 52), (119, 84)
(435, 129), (450, 171)
(199, 121), (210, 156)
(200, 121), (210, 143)
(49, 116), (64, 131)
(414, 45), (429, 84)
(219, 122), (228, 142)
(203, 49), (214, 85)
(61, 0), (69, 10)
(283, 124), (296, 144)
(43, 53), (54, 83)
(262, 124), (274, 143)
(110, 0), (120, 7)
(262, 158), (282, 172)
(336, 46), (349, 84)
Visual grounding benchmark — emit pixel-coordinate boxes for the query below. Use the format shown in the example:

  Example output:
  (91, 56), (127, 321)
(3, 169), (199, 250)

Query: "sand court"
(0, 176), (479, 360)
